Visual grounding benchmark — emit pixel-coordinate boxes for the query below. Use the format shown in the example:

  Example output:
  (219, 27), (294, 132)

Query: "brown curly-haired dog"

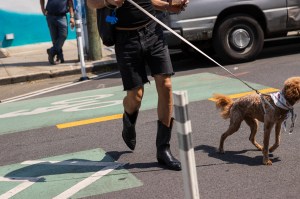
(214, 77), (300, 165)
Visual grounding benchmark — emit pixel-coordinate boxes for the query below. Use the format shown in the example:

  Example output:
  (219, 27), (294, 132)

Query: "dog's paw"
(218, 148), (225, 154)
(263, 159), (273, 165)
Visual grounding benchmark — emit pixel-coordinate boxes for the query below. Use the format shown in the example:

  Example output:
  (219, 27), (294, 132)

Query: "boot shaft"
(156, 118), (174, 148)
(156, 118), (181, 171)
(122, 111), (139, 151)
(123, 111), (139, 127)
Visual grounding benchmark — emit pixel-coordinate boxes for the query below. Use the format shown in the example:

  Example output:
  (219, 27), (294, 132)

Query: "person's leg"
(154, 74), (181, 171)
(144, 20), (181, 170)
(53, 16), (68, 62)
(123, 87), (144, 115)
(122, 87), (144, 150)
(154, 75), (173, 126)
(114, 29), (148, 150)
(56, 49), (64, 63)
(46, 15), (58, 64)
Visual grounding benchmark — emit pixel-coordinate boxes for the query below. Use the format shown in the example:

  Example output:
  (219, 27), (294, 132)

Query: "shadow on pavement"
(107, 151), (166, 171)
(194, 145), (280, 166)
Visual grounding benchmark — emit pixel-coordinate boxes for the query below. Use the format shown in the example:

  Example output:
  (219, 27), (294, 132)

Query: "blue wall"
(0, 9), (76, 48)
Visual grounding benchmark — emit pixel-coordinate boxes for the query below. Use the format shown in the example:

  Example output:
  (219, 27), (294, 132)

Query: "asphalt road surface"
(0, 38), (299, 199)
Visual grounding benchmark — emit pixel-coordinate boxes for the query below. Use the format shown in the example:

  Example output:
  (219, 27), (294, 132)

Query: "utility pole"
(85, 1), (102, 60)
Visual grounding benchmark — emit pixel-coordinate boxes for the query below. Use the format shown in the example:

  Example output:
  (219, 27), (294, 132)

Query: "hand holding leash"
(106, 0), (125, 8)
(167, 0), (189, 13)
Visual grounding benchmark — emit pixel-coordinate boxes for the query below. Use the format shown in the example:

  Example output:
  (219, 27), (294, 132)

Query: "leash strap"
(126, 0), (259, 93)
(127, 0), (298, 134)
(284, 110), (297, 134)
(259, 93), (274, 114)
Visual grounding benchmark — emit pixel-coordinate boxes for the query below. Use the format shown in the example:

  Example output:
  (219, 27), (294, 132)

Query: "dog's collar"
(264, 91), (297, 134)
(270, 91), (293, 110)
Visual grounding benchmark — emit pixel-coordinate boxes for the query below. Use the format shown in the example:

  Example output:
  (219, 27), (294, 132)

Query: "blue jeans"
(46, 15), (68, 58)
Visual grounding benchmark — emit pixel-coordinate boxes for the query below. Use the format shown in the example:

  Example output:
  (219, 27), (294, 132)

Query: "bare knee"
(155, 75), (172, 94)
(162, 79), (172, 92)
(124, 87), (144, 113)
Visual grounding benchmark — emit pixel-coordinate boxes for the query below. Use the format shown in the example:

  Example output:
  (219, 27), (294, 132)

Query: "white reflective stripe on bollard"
(173, 90), (200, 199)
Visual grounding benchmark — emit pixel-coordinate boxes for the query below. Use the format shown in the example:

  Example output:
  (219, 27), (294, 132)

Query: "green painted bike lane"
(0, 72), (268, 135)
(0, 148), (142, 198)
(0, 73), (273, 198)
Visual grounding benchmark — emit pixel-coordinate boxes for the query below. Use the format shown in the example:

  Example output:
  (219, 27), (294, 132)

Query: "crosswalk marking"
(0, 177), (41, 199)
(53, 164), (123, 199)
(0, 160), (125, 199)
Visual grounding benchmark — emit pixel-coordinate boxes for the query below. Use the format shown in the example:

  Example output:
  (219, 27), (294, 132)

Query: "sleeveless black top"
(116, 0), (155, 28)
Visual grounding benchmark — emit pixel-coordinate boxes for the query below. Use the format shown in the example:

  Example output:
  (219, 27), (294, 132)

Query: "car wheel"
(213, 15), (264, 63)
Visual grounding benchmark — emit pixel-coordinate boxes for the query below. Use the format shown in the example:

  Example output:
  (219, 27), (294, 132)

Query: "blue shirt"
(46, 0), (70, 16)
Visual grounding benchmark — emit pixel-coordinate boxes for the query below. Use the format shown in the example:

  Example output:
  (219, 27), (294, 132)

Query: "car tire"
(213, 14), (264, 63)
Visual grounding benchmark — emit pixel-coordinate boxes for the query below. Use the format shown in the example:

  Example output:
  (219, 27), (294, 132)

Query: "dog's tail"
(213, 94), (233, 119)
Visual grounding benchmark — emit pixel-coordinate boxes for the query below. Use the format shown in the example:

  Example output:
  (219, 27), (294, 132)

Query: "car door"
(287, 0), (300, 28)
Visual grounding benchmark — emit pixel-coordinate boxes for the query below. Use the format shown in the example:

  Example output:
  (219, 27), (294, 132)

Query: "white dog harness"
(260, 92), (297, 134)
(270, 91), (297, 133)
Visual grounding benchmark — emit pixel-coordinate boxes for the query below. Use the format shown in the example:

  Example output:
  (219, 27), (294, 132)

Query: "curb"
(0, 59), (118, 85)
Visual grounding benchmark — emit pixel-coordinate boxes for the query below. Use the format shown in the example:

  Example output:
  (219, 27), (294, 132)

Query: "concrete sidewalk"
(0, 40), (117, 85)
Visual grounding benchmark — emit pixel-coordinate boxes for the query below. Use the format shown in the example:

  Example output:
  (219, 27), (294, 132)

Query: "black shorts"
(115, 20), (174, 91)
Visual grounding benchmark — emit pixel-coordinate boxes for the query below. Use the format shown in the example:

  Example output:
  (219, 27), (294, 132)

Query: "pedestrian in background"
(87, 0), (189, 171)
(40, 0), (75, 65)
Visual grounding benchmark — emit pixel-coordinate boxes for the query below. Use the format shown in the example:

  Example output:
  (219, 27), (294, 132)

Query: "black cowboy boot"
(122, 111), (138, 150)
(156, 118), (181, 171)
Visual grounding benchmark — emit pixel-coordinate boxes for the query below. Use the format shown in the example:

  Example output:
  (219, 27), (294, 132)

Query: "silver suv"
(162, 0), (300, 63)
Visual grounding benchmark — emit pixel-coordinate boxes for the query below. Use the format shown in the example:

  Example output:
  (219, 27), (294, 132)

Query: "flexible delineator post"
(75, 12), (89, 81)
(173, 90), (200, 199)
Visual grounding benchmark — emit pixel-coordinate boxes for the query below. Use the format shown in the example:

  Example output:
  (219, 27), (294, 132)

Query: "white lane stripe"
(88, 71), (110, 79)
(21, 160), (122, 167)
(0, 177), (41, 199)
(0, 160), (124, 198)
(0, 177), (41, 182)
(2, 71), (115, 103)
(1, 71), (119, 104)
(91, 71), (119, 80)
(0, 82), (73, 102)
(1, 81), (85, 104)
(53, 164), (123, 199)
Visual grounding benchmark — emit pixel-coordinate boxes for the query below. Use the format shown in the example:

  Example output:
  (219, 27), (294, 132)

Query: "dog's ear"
(283, 77), (300, 104)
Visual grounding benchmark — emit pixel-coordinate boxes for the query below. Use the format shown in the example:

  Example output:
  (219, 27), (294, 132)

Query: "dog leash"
(126, 0), (260, 94)
(127, 0), (297, 133)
